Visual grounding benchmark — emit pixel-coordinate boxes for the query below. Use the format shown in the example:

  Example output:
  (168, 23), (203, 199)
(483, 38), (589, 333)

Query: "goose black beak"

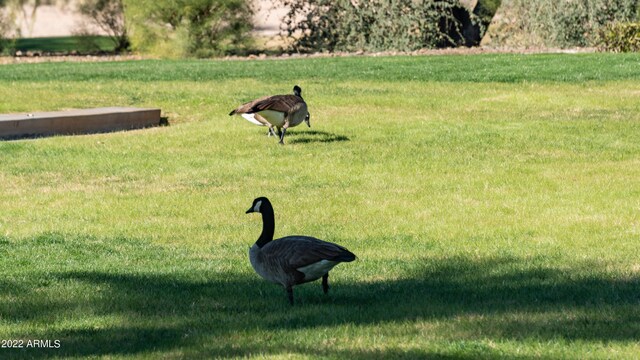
(246, 208), (254, 214)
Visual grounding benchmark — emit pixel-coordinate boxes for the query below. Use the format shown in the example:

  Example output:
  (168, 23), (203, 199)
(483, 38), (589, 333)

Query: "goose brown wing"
(249, 95), (302, 114)
(262, 236), (355, 271)
(229, 95), (271, 115)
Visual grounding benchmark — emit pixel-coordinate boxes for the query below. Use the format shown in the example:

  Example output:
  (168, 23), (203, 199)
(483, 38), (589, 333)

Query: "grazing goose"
(246, 197), (356, 305)
(229, 85), (311, 144)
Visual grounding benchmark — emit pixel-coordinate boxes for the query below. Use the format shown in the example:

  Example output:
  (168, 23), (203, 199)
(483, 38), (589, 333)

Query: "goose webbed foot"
(322, 273), (330, 294)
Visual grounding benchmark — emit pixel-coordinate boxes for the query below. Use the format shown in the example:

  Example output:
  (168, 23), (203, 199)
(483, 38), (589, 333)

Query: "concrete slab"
(0, 107), (162, 140)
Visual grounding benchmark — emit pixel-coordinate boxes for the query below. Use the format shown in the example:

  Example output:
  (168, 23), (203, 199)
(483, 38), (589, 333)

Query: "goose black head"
(246, 197), (270, 214)
(293, 85), (302, 98)
(304, 113), (311, 128)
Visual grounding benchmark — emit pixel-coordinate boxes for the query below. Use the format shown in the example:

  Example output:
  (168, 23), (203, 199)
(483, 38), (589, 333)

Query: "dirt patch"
(221, 46), (597, 61)
(0, 54), (148, 65)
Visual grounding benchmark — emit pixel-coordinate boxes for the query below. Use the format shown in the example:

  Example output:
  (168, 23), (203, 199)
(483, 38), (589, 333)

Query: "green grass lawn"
(0, 53), (639, 359)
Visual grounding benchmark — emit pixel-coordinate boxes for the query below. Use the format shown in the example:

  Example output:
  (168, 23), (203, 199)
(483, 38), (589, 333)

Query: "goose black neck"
(256, 202), (275, 248)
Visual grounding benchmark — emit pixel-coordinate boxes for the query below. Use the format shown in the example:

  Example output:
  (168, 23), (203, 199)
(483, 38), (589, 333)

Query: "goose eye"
(253, 200), (262, 212)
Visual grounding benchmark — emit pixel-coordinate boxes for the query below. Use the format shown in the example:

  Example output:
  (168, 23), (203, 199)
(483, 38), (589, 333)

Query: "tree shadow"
(3, 236), (640, 358)
(287, 130), (350, 144)
(337, 256), (640, 341)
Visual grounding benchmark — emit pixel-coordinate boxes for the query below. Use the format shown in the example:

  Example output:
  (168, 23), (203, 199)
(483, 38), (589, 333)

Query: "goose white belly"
(241, 113), (266, 126)
(297, 260), (339, 281)
(256, 110), (286, 127)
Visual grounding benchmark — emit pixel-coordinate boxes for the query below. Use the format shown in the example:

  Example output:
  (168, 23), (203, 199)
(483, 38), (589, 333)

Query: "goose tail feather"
(332, 249), (356, 263)
(241, 113), (265, 126)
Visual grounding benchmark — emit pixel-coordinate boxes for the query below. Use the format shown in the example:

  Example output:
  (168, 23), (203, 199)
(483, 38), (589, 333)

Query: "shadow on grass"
(287, 130), (350, 144)
(2, 235), (639, 358)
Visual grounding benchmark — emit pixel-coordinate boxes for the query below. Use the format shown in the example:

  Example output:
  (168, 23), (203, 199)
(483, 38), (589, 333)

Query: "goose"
(245, 197), (356, 305)
(229, 85), (311, 144)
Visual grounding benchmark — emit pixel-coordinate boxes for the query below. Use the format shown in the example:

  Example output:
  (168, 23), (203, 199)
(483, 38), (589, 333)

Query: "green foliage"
(0, 1), (16, 54)
(122, 0), (254, 57)
(492, 0), (639, 48)
(0, 39), (16, 56)
(277, 0), (476, 52)
(76, 0), (130, 53)
(0, 35), (15, 56)
(597, 22), (640, 52)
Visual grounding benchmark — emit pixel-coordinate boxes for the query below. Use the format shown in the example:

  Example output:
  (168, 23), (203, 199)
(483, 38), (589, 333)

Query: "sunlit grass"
(1, 53), (640, 358)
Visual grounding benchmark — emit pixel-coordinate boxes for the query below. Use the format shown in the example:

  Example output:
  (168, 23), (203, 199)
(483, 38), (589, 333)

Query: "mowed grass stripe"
(0, 52), (639, 83)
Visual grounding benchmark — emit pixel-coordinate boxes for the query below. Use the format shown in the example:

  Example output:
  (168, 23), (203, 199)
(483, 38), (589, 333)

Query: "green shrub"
(122, 0), (254, 58)
(597, 22), (640, 52)
(488, 0), (639, 48)
(0, 3), (16, 55)
(0, 38), (16, 56)
(277, 0), (479, 53)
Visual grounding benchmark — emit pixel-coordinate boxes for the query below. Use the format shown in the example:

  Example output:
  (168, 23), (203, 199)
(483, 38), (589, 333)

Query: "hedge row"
(485, 0), (639, 49)
(2, 0), (639, 56)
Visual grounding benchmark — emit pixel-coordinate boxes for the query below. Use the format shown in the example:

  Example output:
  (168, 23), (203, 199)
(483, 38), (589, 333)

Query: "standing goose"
(246, 197), (356, 305)
(229, 85), (311, 144)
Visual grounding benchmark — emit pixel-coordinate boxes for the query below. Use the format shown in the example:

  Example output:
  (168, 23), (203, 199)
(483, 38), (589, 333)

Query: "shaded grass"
(1, 233), (639, 359)
(14, 36), (117, 54)
(1, 54), (640, 358)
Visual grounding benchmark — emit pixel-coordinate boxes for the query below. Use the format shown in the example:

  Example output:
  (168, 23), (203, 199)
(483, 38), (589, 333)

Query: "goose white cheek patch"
(253, 200), (262, 212)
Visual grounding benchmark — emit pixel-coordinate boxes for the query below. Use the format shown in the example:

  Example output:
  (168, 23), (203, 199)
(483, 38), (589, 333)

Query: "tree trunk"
(444, 0), (502, 47)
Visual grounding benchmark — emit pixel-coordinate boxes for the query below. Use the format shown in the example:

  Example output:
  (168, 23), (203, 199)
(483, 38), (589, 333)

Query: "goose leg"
(278, 121), (290, 145)
(322, 273), (330, 294)
(267, 126), (277, 137)
(278, 128), (287, 145)
(286, 285), (294, 305)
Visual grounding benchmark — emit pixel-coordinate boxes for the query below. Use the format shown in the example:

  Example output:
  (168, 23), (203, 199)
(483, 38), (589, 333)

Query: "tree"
(276, 0), (504, 52)
(2, 0), (60, 37)
(444, 0), (502, 47)
(122, 0), (254, 57)
(0, 0), (20, 53)
(76, 0), (129, 52)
